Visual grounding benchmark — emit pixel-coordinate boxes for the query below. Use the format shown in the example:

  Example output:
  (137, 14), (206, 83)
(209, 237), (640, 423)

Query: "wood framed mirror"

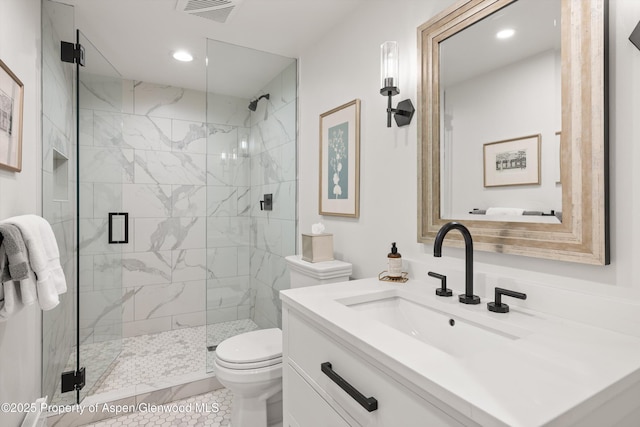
(417, 0), (609, 264)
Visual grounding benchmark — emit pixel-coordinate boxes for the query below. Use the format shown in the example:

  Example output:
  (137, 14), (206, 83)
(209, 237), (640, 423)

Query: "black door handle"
(108, 212), (129, 244)
(321, 362), (378, 412)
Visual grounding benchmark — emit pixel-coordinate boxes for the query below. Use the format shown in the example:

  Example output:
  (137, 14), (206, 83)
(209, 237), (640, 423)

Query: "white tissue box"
(302, 233), (334, 262)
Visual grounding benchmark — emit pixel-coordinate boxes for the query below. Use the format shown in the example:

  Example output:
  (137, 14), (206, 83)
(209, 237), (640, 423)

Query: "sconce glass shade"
(380, 41), (399, 94)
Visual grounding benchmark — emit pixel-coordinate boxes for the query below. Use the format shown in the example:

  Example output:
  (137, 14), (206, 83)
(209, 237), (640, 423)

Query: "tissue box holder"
(302, 233), (334, 262)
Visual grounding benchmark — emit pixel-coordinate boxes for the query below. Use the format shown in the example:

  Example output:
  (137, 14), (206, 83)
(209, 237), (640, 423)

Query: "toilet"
(213, 255), (352, 427)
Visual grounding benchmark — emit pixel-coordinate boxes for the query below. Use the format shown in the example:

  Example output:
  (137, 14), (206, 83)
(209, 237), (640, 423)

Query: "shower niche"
(52, 149), (69, 201)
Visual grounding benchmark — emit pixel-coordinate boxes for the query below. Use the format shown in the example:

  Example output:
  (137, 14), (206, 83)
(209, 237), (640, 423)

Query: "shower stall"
(41, 0), (297, 410)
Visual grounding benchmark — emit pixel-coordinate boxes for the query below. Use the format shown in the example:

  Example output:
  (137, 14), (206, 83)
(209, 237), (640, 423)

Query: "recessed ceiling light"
(496, 29), (515, 40)
(173, 50), (193, 62)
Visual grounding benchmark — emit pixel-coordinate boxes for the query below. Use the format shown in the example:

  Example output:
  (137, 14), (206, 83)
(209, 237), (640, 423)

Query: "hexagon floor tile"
(50, 320), (259, 406)
(85, 388), (233, 427)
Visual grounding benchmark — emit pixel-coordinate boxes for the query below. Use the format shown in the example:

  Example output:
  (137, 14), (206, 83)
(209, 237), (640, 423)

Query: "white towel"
(485, 207), (525, 216)
(0, 280), (22, 321)
(3, 215), (67, 311)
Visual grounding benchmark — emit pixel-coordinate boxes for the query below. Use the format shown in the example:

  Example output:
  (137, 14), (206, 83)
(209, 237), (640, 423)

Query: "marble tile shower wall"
(41, 0), (77, 404)
(79, 79), (252, 341)
(248, 62), (297, 329)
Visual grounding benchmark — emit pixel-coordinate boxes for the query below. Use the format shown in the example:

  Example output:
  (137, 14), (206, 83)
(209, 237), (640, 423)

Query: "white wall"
(0, 0), (42, 425)
(298, 0), (640, 322)
(445, 49), (562, 216)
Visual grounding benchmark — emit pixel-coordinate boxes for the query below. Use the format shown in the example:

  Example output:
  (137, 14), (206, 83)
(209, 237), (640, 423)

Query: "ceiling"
(54, 0), (367, 97)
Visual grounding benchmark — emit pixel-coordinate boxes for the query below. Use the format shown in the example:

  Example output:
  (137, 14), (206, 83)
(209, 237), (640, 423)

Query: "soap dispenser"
(388, 242), (402, 278)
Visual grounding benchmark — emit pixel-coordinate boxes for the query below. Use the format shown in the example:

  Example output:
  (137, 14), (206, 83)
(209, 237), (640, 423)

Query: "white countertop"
(280, 278), (640, 427)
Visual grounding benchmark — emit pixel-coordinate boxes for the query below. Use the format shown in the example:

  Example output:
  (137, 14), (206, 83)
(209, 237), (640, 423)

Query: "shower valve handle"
(260, 194), (273, 211)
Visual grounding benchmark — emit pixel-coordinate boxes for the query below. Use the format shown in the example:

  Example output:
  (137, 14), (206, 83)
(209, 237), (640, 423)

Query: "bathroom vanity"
(281, 278), (640, 426)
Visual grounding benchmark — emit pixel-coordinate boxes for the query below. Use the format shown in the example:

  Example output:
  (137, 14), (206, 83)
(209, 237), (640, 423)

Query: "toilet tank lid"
(285, 255), (352, 279)
(216, 328), (282, 364)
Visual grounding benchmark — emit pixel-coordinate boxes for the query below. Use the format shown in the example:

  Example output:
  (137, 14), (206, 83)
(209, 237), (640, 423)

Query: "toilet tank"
(285, 255), (352, 288)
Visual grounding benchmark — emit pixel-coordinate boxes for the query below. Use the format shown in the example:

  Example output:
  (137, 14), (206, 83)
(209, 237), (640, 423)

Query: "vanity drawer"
(286, 311), (467, 427)
(285, 364), (351, 427)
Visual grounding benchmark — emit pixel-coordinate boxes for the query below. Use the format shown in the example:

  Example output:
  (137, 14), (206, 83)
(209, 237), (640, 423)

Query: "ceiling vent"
(176, 0), (244, 24)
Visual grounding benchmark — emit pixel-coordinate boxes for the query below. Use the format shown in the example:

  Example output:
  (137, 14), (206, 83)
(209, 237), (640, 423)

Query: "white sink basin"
(342, 295), (520, 357)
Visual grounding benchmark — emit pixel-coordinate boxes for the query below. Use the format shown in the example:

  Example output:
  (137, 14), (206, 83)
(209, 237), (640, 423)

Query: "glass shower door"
(77, 30), (126, 402)
(205, 39), (297, 371)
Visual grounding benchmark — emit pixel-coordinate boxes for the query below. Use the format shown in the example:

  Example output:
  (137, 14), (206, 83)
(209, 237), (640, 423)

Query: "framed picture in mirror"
(0, 59), (23, 172)
(483, 134), (540, 187)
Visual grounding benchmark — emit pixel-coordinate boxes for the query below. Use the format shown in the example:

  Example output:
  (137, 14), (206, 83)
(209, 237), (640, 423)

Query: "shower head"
(248, 93), (270, 111)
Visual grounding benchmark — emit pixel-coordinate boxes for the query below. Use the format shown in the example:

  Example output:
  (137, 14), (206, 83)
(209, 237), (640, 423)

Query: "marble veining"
(148, 283), (187, 319)
(122, 251), (172, 286)
(172, 185), (206, 217)
(134, 81), (206, 122)
(93, 253), (124, 290)
(207, 247), (240, 279)
(80, 288), (124, 331)
(135, 82), (186, 117)
(79, 147), (135, 184)
(93, 111), (124, 147)
(123, 183), (173, 218)
(80, 74), (123, 113)
(237, 187), (251, 216)
(172, 249), (207, 282)
(207, 277), (252, 309)
(136, 217), (205, 252)
(207, 155), (249, 187)
(135, 150), (207, 185)
(122, 114), (172, 151)
(207, 187), (238, 217)
(207, 123), (238, 154)
(172, 120), (209, 154)
(79, 219), (110, 254)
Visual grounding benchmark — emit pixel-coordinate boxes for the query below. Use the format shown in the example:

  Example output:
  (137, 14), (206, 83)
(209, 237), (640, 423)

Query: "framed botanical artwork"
(0, 59), (23, 172)
(483, 134), (540, 187)
(319, 99), (360, 217)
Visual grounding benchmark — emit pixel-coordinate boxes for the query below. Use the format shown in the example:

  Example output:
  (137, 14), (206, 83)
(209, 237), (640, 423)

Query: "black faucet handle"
(487, 287), (527, 313)
(428, 271), (452, 297)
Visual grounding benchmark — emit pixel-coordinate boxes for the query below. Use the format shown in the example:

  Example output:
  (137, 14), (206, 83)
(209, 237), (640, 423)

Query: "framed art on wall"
(483, 134), (540, 187)
(0, 59), (23, 172)
(319, 99), (360, 217)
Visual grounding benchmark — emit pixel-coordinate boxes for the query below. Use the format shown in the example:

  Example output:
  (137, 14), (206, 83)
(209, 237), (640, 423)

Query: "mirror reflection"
(439, 0), (562, 223)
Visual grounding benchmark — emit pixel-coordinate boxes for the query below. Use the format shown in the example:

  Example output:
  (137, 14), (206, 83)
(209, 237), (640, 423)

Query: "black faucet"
(433, 222), (480, 304)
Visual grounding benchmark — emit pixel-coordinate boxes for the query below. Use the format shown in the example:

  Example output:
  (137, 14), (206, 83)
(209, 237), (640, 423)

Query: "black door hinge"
(61, 367), (85, 393)
(61, 41), (85, 66)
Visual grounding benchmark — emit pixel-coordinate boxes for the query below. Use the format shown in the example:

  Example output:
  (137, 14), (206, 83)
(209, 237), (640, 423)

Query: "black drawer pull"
(321, 362), (378, 412)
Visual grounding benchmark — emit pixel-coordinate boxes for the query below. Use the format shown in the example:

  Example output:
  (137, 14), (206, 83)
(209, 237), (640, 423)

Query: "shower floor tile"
(85, 388), (233, 427)
(50, 319), (259, 406)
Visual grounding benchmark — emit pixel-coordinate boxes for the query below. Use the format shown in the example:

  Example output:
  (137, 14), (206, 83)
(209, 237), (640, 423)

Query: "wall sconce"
(380, 41), (414, 127)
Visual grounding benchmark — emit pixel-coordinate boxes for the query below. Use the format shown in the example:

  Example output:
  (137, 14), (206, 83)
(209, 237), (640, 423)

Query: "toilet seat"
(215, 328), (282, 370)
